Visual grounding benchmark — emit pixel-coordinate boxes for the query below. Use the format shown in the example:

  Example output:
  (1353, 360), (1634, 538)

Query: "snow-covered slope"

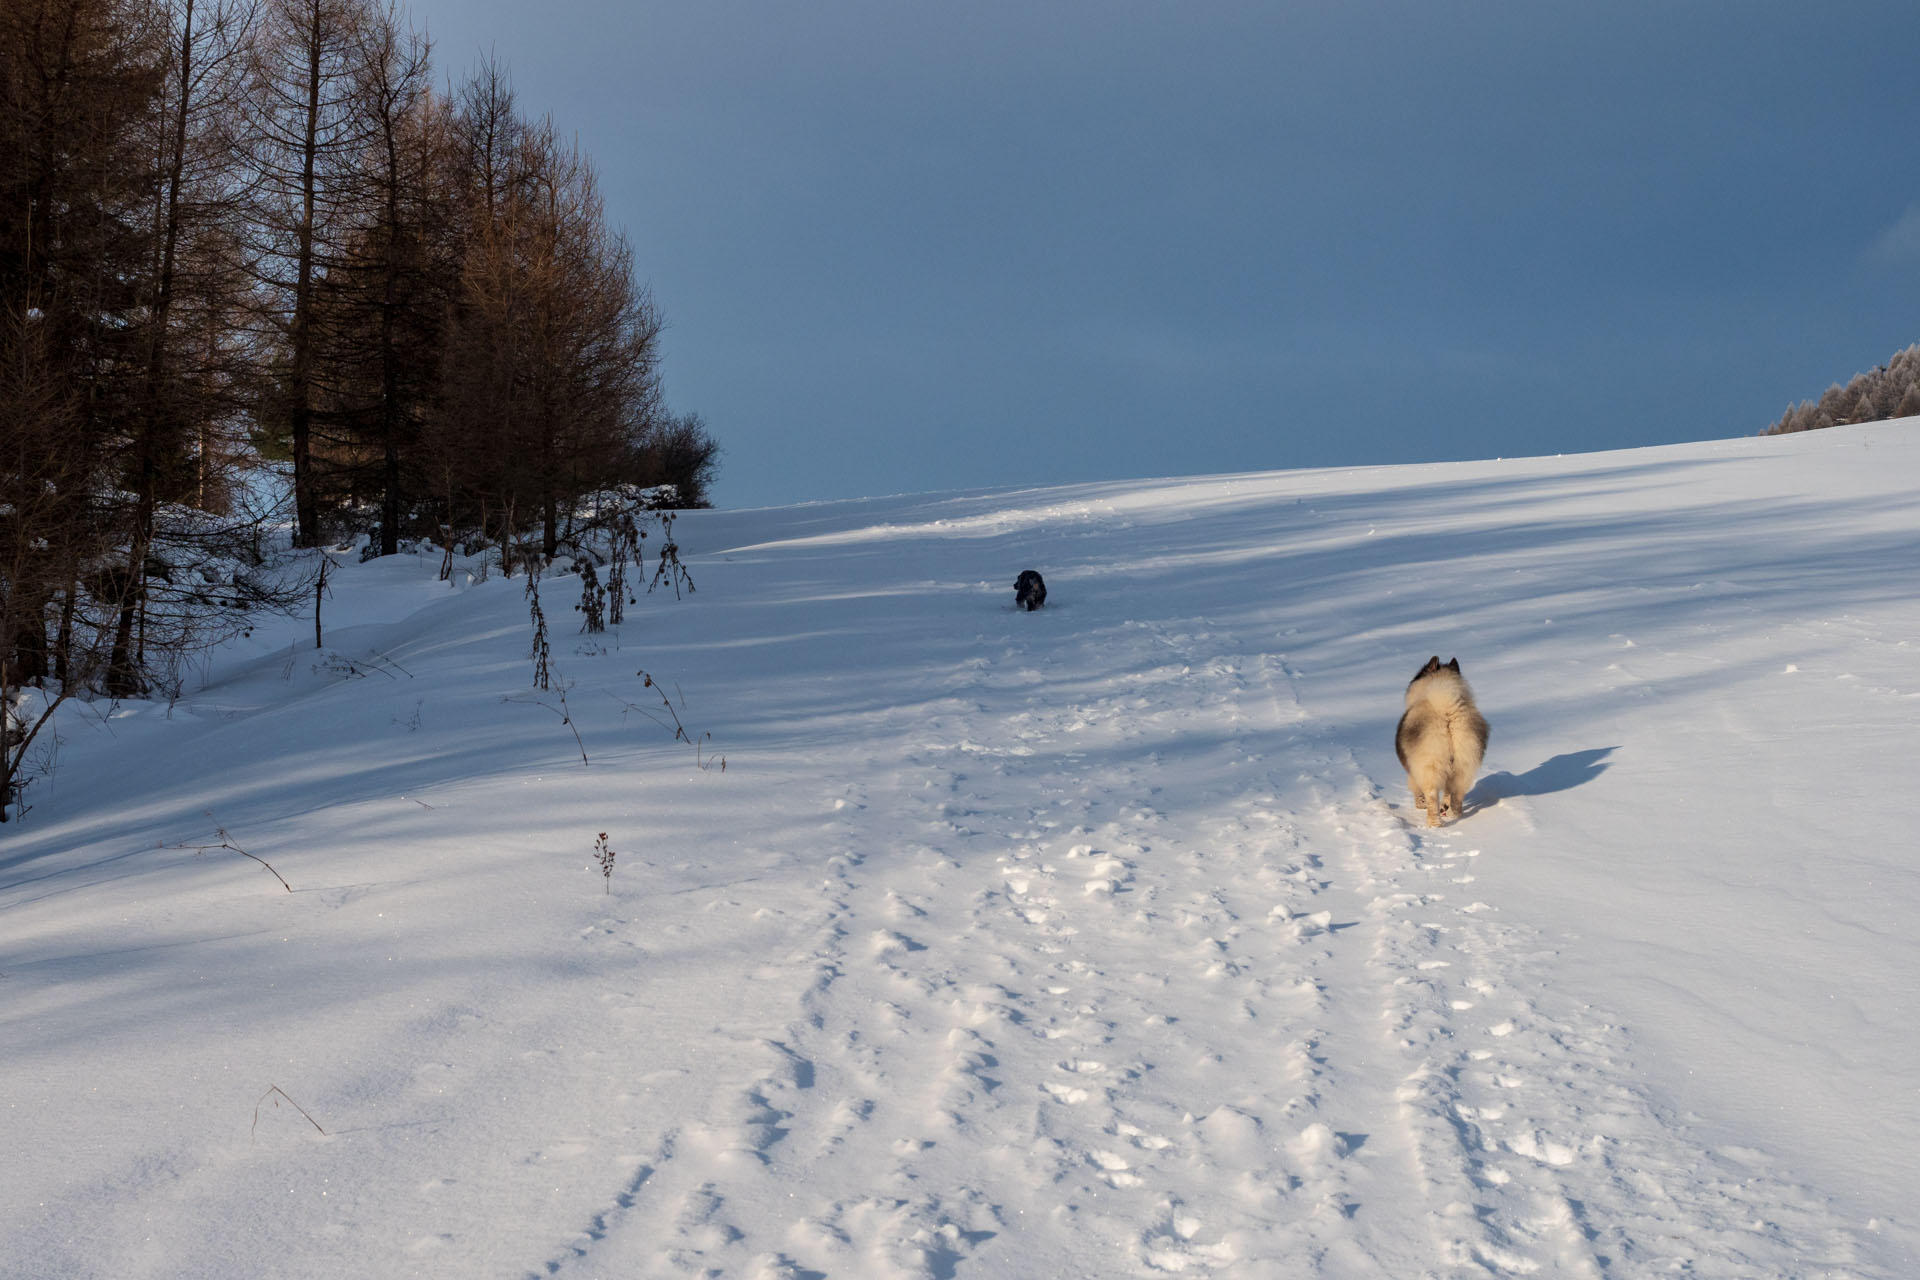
(5, 423), (1917, 1278)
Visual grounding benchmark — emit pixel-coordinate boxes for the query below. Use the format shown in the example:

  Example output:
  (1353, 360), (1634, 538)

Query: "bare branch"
(252, 1084), (327, 1139)
(164, 813), (294, 891)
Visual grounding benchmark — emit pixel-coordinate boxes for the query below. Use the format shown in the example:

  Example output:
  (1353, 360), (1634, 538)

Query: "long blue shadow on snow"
(1471, 747), (1615, 808)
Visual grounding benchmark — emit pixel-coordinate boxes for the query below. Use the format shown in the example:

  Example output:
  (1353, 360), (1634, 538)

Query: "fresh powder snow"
(4, 422), (1917, 1278)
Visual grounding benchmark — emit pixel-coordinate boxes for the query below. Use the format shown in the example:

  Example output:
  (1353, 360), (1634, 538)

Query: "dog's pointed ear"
(1445, 657), (1460, 673)
(1421, 655), (1442, 675)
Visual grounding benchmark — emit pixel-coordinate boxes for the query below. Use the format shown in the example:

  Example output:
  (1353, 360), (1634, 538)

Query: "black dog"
(1014, 570), (1047, 611)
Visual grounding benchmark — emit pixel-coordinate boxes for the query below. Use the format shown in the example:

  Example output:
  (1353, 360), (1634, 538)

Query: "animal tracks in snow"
(537, 623), (1871, 1277)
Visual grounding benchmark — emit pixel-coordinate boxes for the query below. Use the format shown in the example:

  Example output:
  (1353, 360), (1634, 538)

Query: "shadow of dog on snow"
(1471, 747), (1613, 808)
(1014, 570), (1047, 611)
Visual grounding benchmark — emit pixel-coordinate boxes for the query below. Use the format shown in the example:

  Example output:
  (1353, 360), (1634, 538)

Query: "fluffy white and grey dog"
(1394, 656), (1489, 827)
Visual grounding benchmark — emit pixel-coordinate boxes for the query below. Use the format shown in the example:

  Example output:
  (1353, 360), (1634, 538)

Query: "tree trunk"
(288, 0), (326, 548)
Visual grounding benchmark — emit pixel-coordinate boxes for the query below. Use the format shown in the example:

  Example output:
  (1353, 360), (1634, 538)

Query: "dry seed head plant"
(594, 831), (616, 892)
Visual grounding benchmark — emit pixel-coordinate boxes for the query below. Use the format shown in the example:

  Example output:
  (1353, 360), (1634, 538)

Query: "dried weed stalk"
(253, 1085), (326, 1141)
(594, 831), (617, 892)
(614, 670), (725, 772)
(504, 681), (589, 766)
(164, 814), (293, 892)
(646, 512), (695, 599)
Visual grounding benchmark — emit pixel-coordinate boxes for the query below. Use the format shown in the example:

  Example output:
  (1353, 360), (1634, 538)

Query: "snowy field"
(4, 422), (1918, 1278)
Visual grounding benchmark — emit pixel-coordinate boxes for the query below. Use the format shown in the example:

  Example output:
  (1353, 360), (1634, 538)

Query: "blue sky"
(403, 0), (1920, 508)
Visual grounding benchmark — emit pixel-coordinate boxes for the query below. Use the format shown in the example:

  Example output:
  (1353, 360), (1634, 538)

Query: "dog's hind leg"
(1445, 764), (1476, 821)
(1410, 762), (1446, 827)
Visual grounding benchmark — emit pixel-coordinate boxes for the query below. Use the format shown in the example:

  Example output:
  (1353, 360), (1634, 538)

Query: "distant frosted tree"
(1899, 380), (1920, 419)
(1763, 343), (1920, 434)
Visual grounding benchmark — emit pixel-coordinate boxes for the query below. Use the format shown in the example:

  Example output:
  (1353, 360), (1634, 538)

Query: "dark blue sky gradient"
(402, 0), (1920, 506)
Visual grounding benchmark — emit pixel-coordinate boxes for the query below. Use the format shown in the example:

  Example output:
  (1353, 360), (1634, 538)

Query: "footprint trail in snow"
(546, 616), (1866, 1278)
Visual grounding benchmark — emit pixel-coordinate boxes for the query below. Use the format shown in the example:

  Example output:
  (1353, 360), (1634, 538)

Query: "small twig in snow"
(164, 813), (293, 892)
(504, 682), (589, 766)
(253, 1085), (326, 1141)
(610, 670), (726, 771)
